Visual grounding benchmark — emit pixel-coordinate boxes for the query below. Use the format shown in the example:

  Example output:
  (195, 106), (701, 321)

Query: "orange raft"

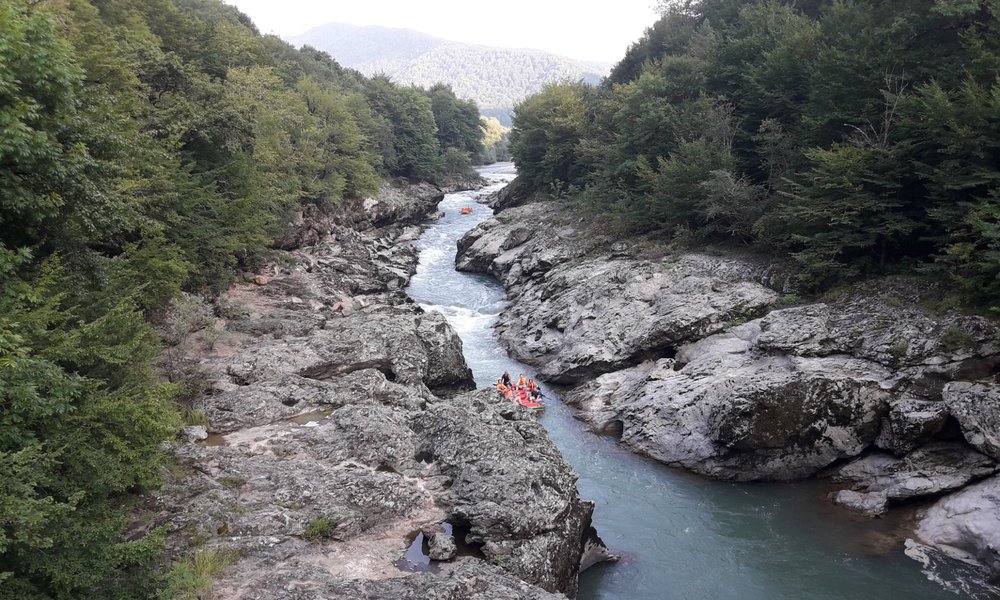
(512, 387), (545, 413)
(460, 207), (473, 215)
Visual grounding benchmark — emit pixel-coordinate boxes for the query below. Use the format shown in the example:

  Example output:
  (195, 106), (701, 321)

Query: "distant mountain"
(289, 23), (611, 125)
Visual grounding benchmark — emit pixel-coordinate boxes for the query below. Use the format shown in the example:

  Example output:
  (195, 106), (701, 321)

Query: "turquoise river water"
(405, 164), (994, 599)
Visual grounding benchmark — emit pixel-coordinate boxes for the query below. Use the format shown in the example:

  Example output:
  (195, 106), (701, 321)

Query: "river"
(405, 164), (990, 599)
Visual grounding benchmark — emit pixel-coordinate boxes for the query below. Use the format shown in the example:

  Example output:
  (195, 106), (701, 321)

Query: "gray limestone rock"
(943, 382), (1000, 461)
(218, 557), (564, 600)
(833, 489), (889, 517)
(875, 398), (950, 456)
(428, 530), (458, 561)
(460, 201), (1000, 484)
(566, 324), (891, 480)
(830, 443), (998, 511)
(145, 181), (605, 599)
(456, 203), (784, 384)
(179, 425), (208, 443)
(916, 474), (1000, 579)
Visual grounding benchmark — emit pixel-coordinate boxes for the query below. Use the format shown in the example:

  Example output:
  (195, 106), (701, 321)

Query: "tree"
(365, 75), (442, 179)
(510, 82), (589, 190)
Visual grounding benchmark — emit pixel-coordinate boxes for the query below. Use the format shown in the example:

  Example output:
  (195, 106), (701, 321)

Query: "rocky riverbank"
(138, 180), (604, 598)
(456, 183), (1000, 583)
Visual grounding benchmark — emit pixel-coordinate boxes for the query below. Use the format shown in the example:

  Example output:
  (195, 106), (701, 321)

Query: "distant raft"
(460, 207), (473, 215)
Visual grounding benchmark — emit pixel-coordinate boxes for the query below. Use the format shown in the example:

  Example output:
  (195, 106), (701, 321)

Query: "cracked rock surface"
(142, 181), (598, 598)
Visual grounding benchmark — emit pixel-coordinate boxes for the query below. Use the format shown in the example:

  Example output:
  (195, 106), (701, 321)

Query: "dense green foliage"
(511, 0), (1000, 306)
(0, 0), (483, 596)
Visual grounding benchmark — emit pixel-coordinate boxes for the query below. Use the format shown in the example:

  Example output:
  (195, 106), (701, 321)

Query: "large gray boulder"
(200, 307), (474, 431)
(565, 322), (890, 481)
(916, 474), (1000, 579)
(943, 382), (1000, 461)
(561, 288), (999, 481)
(874, 398), (950, 456)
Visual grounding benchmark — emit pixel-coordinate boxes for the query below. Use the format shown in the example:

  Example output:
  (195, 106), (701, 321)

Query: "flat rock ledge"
(455, 184), (1000, 577)
(141, 182), (602, 599)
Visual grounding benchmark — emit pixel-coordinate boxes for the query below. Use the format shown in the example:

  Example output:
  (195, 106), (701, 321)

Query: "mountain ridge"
(289, 22), (611, 124)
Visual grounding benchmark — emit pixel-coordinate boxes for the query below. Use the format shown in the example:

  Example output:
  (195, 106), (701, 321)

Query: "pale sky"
(224, 1), (662, 63)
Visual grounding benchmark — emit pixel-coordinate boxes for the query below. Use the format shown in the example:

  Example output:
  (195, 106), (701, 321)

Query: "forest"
(0, 0), (486, 596)
(510, 0), (1000, 307)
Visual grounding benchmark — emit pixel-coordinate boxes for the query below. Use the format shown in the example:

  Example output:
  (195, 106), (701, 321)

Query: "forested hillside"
(510, 0), (1000, 308)
(292, 23), (610, 125)
(0, 0), (484, 596)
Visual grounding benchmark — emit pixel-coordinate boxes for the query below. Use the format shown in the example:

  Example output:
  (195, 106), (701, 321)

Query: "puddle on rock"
(288, 408), (334, 425)
(199, 433), (227, 447)
(393, 521), (483, 573)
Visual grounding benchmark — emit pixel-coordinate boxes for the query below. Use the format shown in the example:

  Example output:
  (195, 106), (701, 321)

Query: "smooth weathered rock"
(485, 175), (536, 213)
(943, 382), (1000, 461)
(276, 180), (459, 250)
(830, 443), (997, 514)
(833, 489), (889, 517)
(916, 474), (1000, 579)
(565, 322), (891, 480)
(156, 389), (595, 597)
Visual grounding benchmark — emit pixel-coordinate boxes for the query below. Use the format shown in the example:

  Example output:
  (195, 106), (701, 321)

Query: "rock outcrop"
(145, 177), (599, 599)
(277, 179), (481, 250)
(455, 180), (1000, 577)
(829, 443), (997, 516)
(943, 382), (1000, 461)
(457, 201), (787, 384)
(915, 474), (1000, 580)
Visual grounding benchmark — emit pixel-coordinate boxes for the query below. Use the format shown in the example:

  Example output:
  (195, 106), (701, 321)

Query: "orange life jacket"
(518, 375), (527, 387)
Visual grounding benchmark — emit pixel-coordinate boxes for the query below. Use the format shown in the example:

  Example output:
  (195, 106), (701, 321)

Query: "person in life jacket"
(527, 379), (538, 392)
(497, 380), (507, 394)
(518, 373), (527, 388)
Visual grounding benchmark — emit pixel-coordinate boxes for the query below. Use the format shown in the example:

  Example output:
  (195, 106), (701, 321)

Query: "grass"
(940, 326), (975, 352)
(159, 548), (237, 600)
(178, 405), (209, 426)
(888, 342), (908, 359)
(302, 517), (335, 541)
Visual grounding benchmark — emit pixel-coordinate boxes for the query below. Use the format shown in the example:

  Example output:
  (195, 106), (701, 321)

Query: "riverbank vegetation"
(0, 0), (484, 596)
(509, 0), (1000, 308)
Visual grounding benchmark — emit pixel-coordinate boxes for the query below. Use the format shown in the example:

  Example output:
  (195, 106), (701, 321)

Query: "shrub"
(302, 517), (335, 541)
(159, 549), (237, 600)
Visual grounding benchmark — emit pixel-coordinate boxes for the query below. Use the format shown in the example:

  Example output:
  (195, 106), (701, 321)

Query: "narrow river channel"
(405, 164), (985, 599)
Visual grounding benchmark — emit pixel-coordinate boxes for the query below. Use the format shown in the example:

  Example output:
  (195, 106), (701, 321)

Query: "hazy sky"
(224, 1), (662, 63)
